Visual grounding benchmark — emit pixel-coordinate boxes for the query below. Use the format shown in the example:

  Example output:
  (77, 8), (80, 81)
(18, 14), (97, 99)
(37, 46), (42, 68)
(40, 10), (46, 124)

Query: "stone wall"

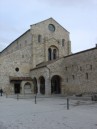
(63, 47), (97, 94)
(30, 18), (71, 67)
(30, 58), (66, 95)
(0, 18), (71, 94)
(30, 47), (97, 95)
(0, 31), (33, 93)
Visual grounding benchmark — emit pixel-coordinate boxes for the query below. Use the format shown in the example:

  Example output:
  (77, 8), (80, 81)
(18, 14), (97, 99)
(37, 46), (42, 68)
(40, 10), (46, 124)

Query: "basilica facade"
(0, 18), (97, 95)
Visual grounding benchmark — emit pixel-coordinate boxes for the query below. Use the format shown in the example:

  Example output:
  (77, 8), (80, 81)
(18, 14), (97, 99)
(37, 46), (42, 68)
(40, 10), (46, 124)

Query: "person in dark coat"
(0, 88), (3, 96)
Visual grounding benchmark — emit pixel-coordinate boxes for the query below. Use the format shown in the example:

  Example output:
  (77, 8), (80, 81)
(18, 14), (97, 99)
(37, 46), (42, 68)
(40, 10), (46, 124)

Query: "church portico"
(30, 63), (63, 95)
(9, 77), (33, 94)
(32, 76), (51, 95)
(30, 66), (52, 95)
(45, 77), (51, 95)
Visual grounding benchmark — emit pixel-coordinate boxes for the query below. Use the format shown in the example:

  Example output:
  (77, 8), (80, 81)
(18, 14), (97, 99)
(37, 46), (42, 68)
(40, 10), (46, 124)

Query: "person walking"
(0, 88), (3, 96)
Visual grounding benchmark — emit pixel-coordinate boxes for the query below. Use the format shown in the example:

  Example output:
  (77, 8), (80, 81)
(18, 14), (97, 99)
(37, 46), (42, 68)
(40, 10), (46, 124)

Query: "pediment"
(45, 38), (59, 44)
(31, 17), (69, 33)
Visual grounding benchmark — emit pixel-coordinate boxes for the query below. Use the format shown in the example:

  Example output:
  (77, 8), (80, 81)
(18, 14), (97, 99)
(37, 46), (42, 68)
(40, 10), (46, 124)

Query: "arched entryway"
(51, 75), (61, 94)
(14, 82), (21, 94)
(39, 76), (45, 95)
(24, 82), (32, 94)
(33, 78), (38, 94)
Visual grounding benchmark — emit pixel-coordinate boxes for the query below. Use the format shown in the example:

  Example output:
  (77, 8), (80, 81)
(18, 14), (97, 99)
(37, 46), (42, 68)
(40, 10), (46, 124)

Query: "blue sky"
(0, 0), (97, 53)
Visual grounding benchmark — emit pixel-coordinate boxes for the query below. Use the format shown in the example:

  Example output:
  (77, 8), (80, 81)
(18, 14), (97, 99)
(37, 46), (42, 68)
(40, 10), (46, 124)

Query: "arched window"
(38, 35), (42, 43)
(39, 76), (45, 95)
(53, 49), (57, 59)
(48, 46), (58, 61)
(48, 48), (52, 61)
(62, 39), (65, 46)
(86, 73), (88, 80)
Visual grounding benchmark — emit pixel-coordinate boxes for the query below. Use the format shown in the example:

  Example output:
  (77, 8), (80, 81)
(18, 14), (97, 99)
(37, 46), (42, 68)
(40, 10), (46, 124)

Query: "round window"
(48, 24), (55, 32)
(15, 67), (19, 72)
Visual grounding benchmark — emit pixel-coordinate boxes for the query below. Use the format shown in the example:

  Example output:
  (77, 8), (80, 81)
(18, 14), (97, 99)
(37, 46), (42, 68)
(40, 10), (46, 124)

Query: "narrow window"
(20, 44), (21, 48)
(48, 46), (58, 61)
(86, 73), (88, 80)
(25, 40), (27, 45)
(80, 66), (82, 71)
(66, 77), (68, 83)
(53, 49), (57, 59)
(38, 35), (42, 43)
(22, 55), (24, 58)
(62, 39), (65, 46)
(72, 75), (75, 80)
(90, 65), (92, 70)
(48, 48), (52, 61)
(65, 67), (67, 71)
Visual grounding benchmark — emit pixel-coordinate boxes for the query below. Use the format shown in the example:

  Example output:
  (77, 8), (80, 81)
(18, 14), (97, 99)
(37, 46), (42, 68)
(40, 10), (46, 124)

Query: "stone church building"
(0, 18), (97, 95)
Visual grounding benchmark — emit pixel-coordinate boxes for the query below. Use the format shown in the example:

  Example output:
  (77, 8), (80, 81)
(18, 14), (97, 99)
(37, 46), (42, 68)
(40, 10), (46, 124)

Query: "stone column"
(37, 79), (40, 95)
(11, 84), (14, 94)
(21, 81), (25, 94)
(51, 48), (53, 60)
(45, 77), (51, 95)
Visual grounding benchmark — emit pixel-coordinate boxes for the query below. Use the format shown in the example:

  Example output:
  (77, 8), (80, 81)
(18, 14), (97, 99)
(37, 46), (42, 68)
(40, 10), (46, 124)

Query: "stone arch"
(51, 75), (61, 94)
(39, 76), (45, 95)
(24, 82), (32, 94)
(33, 77), (38, 94)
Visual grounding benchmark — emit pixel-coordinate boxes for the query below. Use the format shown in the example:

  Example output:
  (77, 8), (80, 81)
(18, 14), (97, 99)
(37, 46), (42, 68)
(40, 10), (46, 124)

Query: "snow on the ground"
(0, 96), (97, 129)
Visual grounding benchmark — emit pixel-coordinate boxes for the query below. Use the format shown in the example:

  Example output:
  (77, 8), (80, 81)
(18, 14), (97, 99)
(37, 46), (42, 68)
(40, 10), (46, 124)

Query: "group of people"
(0, 88), (3, 96)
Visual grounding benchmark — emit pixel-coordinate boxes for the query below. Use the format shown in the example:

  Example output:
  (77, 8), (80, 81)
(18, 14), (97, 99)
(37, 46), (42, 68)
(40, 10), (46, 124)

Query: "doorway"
(24, 82), (32, 94)
(14, 83), (21, 94)
(51, 75), (61, 94)
(39, 76), (45, 95)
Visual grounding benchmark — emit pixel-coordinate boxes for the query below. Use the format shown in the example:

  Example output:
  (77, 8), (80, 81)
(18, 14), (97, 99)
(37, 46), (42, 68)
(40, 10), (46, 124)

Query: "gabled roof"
(1, 17), (69, 53)
(1, 29), (30, 53)
(30, 46), (97, 71)
(30, 17), (69, 33)
(30, 57), (63, 71)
